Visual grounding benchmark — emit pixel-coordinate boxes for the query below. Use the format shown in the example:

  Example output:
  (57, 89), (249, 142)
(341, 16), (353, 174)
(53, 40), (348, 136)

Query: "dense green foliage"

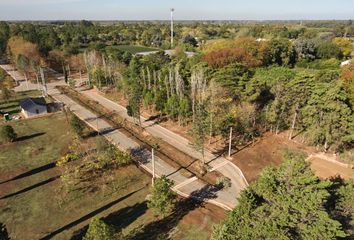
(83, 217), (120, 240)
(212, 152), (354, 240)
(70, 115), (85, 137)
(1, 20), (353, 153)
(0, 125), (17, 142)
(148, 175), (176, 217)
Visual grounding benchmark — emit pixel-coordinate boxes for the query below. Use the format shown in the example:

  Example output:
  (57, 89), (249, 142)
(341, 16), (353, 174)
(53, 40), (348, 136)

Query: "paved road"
(81, 89), (248, 203)
(0, 65), (247, 209)
(49, 88), (234, 209)
(1, 64), (239, 210)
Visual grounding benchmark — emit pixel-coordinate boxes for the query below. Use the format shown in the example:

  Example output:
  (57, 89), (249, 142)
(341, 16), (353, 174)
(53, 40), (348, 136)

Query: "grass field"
(107, 45), (161, 54)
(0, 112), (225, 239)
(0, 113), (151, 239)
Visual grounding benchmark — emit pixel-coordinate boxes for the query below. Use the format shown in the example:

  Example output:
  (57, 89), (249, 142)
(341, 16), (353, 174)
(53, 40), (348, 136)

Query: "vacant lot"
(0, 112), (225, 240)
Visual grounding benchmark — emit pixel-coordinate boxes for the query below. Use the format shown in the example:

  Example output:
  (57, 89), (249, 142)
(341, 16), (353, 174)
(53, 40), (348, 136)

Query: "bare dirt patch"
(231, 132), (354, 182)
(309, 158), (354, 180)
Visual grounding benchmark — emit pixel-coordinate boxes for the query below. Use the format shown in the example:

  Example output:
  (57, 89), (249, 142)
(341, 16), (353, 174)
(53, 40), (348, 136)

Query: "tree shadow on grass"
(39, 186), (146, 240)
(70, 201), (148, 240)
(0, 162), (56, 185)
(126, 184), (219, 240)
(16, 132), (46, 142)
(0, 175), (60, 200)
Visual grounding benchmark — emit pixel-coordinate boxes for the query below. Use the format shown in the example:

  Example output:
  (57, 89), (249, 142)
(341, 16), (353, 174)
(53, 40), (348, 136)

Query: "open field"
(0, 112), (226, 239)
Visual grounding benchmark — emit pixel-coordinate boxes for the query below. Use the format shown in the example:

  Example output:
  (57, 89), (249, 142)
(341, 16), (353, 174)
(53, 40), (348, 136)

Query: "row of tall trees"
(117, 47), (352, 155)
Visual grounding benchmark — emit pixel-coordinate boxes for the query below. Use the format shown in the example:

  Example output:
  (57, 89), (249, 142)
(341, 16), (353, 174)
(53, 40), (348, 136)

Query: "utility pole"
(40, 67), (47, 97)
(152, 148), (155, 185)
(228, 127), (233, 158)
(170, 8), (174, 48)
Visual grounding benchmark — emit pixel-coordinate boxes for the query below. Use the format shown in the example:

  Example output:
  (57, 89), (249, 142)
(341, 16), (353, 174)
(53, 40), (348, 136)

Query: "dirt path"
(308, 157), (354, 179)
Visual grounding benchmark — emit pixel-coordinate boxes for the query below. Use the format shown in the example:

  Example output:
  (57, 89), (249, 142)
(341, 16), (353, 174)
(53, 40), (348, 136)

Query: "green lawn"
(0, 112), (220, 240)
(0, 112), (152, 239)
(108, 45), (161, 54)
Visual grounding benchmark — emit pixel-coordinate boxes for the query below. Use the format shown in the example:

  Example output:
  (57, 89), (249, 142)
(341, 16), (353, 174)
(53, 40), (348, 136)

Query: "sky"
(0, 0), (353, 21)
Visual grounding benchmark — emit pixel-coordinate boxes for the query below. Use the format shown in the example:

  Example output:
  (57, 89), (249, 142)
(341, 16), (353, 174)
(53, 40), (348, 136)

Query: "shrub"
(70, 115), (85, 137)
(83, 217), (119, 240)
(0, 125), (17, 143)
(216, 176), (232, 189)
(56, 153), (79, 167)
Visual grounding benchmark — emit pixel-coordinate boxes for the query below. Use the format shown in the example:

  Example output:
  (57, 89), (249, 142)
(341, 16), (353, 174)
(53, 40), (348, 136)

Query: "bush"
(70, 115), (85, 137)
(83, 217), (119, 240)
(0, 125), (17, 143)
(216, 176), (232, 189)
(296, 58), (340, 70)
(56, 153), (79, 167)
(97, 143), (131, 169)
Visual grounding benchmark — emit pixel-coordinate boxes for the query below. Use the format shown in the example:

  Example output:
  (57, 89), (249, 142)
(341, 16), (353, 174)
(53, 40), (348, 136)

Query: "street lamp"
(170, 8), (175, 48)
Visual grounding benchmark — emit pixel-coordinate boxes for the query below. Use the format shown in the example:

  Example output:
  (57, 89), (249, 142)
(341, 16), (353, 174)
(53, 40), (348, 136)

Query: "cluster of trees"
(212, 152), (354, 239)
(1, 20), (353, 157)
(117, 43), (352, 157)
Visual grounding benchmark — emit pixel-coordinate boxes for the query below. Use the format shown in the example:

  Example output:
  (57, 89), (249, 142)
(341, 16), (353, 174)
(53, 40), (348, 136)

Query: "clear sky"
(0, 0), (353, 21)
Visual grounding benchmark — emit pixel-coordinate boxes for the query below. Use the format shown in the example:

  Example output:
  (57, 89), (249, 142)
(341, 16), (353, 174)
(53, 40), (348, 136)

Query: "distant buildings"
(19, 97), (48, 118)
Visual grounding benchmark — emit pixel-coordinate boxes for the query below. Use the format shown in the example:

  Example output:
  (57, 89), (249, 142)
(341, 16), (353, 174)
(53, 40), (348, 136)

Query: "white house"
(19, 97), (48, 118)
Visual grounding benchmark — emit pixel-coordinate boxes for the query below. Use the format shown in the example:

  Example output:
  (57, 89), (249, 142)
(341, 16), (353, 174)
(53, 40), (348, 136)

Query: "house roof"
(19, 97), (47, 110)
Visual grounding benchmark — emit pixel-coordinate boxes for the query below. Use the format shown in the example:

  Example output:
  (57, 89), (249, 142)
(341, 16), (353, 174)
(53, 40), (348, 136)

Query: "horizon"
(0, 0), (353, 21)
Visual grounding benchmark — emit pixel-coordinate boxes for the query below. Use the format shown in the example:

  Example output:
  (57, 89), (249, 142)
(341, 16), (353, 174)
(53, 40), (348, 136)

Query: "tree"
(126, 57), (143, 126)
(83, 217), (119, 240)
(190, 103), (209, 166)
(302, 80), (353, 151)
(70, 115), (85, 138)
(332, 179), (354, 237)
(148, 175), (176, 218)
(341, 61), (354, 110)
(202, 48), (260, 69)
(0, 223), (9, 240)
(315, 40), (342, 59)
(182, 34), (198, 47)
(213, 63), (252, 101)
(212, 152), (347, 240)
(333, 38), (354, 58)
(0, 22), (10, 57)
(263, 38), (295, 66)
(294, 38), (317, 61)
(0, 125), (17, 143)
